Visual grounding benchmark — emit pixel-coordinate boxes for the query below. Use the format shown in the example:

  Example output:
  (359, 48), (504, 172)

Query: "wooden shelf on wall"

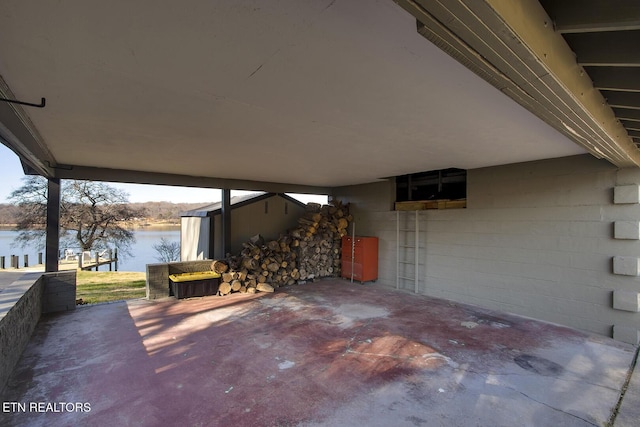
(394, 199), (466, 211)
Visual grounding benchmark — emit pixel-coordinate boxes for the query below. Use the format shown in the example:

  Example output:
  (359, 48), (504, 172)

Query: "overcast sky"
(0, 144), (326, 205)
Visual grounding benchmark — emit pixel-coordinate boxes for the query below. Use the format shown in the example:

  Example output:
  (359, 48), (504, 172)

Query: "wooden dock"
(78, 250), (119, 271)
(1, 248), (120, 272)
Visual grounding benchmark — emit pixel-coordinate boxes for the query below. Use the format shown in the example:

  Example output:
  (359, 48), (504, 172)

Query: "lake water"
(0, 228), (180, 272)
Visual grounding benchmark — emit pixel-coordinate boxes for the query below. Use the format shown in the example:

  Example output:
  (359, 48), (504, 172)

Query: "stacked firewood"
(210, 199), (352, 296)
(292, 200), (351, 280)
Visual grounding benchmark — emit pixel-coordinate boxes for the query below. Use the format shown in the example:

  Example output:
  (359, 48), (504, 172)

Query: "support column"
(46, 178), (61, 272)
(221, 188), (231, 257)
(208, 213), (215, 259)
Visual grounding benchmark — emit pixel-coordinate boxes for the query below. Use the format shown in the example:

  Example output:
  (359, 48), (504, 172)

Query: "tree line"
(0, 204), (20, 225)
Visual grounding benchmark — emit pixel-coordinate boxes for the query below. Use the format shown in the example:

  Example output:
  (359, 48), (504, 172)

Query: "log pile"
(210, 199), (352, 296)
(292, 200), (351, 281)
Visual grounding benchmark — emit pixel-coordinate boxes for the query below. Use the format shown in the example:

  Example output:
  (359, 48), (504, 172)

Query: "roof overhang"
(182, 192), (307, 217)
(52, 164), (333, 196)
(394, 0), (640, 167)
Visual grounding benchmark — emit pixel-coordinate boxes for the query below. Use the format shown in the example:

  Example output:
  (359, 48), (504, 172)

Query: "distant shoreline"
(0, 221), (181, 231)
(131, 222), (180, 230)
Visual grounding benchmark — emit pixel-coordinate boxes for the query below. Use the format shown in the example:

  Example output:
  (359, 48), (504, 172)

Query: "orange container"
(341, 236), (378, 283)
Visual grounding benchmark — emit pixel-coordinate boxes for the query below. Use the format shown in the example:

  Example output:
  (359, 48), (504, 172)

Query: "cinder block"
(614, 221), (640, 240)
(146, 263), (170, 299)
(613, 325), (640, 345)
(42, 271), (76, 313)
(613, 256), (640, 276)
(614, 185), (640, 204)
(616, 167), (640, 186)
(613, 290), (640, 312)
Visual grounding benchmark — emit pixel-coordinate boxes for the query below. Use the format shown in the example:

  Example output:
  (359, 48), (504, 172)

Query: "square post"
(46, 178), (61, 272)
(221, 189), (231, 257)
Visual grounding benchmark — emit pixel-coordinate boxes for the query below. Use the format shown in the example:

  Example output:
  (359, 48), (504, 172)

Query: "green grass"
(76, 271), (146, 304)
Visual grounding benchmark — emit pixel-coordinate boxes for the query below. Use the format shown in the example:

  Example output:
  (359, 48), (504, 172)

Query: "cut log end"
(219, 282), (232, 296)
(256, 283), (275, 293)
(211, 260), (229, 274)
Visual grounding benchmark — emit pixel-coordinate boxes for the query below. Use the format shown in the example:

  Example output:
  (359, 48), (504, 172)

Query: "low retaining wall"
(0, 271), (76, 394)
(146, 260), (214, 299)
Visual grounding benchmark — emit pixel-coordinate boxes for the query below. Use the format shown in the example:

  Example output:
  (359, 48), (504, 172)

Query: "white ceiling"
(0, 0), (585, 189)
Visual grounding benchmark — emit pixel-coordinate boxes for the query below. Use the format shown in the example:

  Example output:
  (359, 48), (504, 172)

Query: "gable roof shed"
(180, 193), (306, 260)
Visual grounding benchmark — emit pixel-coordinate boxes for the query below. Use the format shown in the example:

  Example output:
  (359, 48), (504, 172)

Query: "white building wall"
(334, 154), (640, 343)
(180, 217), (210, 261)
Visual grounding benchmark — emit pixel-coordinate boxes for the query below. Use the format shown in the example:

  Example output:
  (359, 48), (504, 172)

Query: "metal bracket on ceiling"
(0, 96), (46, 108)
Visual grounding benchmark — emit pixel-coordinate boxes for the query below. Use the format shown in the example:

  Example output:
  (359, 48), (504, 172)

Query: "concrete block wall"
(42, 271), (77, 314)
(147, 263), (170, 299)
(0, 270), (76, 394)
(0, 273), (44, 394)
(334, 154), (640, 343)
(333, 180), (398, 287)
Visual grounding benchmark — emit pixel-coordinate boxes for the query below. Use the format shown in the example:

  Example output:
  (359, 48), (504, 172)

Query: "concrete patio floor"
(1, 278), (638, 426)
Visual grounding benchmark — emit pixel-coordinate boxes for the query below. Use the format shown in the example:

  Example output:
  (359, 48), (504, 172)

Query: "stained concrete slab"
(0, 279), (637, 426)
(615, 350), (640, 427)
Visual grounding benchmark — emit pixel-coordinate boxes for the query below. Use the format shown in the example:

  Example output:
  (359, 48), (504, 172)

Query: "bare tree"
(9, 176), (144, 258)
(153, 237), (180, 262)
